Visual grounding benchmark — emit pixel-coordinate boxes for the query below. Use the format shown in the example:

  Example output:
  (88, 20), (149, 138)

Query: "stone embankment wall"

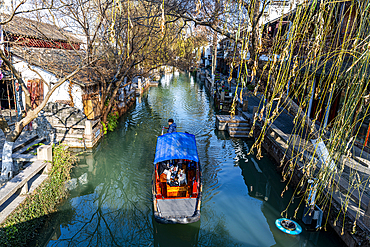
(33, 102), (102, 148)
(197, 66), (369, 246)
(252, 121), (370, 247)
(116, 88), (136, 116)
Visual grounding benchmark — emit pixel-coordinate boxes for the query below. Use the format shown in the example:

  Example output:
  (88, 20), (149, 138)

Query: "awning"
(154, 132), (199, 164)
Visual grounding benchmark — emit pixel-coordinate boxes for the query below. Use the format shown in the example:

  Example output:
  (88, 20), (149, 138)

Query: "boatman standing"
(165, 118), (177, 133)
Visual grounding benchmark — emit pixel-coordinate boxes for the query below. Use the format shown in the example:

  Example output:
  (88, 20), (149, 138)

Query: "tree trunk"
(0, 58), (96, 181)
(102, 78), (124, 123)
(100, 60), (137, 123)
(1, 140), (14, 181)
(0, 117), (20, 181)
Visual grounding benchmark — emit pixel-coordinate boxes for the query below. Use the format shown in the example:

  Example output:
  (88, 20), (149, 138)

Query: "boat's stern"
(153, 210), (200, 224)
(153, 197), (201, 224)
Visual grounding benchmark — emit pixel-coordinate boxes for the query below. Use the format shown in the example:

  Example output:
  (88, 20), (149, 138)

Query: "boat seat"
(166, 184), (188, 197)
(159, 173), (167, 183)
(192, 180), (198, 197)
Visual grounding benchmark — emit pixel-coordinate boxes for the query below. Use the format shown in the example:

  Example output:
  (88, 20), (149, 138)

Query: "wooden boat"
(152, 132), (202, 224)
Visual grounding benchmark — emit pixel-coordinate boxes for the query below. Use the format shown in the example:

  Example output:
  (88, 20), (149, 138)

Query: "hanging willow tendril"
(221, 0), (370, 232)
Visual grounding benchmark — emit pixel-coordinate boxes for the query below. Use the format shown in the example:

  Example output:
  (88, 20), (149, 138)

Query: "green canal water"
(41, 73), (343, 246)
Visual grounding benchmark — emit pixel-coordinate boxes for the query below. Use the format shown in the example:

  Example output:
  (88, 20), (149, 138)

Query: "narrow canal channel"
(41, 73), (343, 246)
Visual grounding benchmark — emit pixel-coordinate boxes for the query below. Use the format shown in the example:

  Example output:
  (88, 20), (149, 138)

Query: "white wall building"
(11, 54), (84, 111)
(260, 0), (297, 25)
(1, 15), (87, 112)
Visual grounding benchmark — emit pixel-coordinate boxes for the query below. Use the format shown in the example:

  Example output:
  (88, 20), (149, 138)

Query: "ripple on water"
(44, 73), (343, 247)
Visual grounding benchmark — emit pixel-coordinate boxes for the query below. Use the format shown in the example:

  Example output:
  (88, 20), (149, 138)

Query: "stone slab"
(216, 115), (248, 123)
(229, 130), (249, 135)
(12, 135), (38, 153)
(12, 155), (38, 162)
(0, 160), (46, 206)
(241, 111), (254, 120)
(228, 126), (251, 131)
(0, 173), (48, 224)
(0, 194), (26, 224)
(56, 133), (84, 139)
(13, 137), (45, 156)
(229, 134), (250, 138)
(53, 124), (85, 129)
(28, 174), (48, 194)
(228, 122), (250, 127)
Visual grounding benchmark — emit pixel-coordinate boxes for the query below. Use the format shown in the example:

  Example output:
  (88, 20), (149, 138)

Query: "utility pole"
(211, 31), (217, 88)
(0, 0), (4, 52)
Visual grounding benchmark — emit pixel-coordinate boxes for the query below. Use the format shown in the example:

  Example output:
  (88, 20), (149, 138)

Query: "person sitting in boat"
(160, 161), (173, 183)
(158, 162), (167, 175)
(164, 119), (177, 133)
(178, 167), (187, 186)
(170, 161), (178, 174)
(162, 162), (176, 184)
(163, 168), (171, 183)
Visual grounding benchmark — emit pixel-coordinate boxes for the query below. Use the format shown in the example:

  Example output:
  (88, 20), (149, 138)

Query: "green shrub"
(0, 145), (76, 246)
(102, 122), (108, 135)
(107, 112), (119, 132)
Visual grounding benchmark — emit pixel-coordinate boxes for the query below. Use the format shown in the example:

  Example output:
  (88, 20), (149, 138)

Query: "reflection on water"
(153, 218), (200, 247)
(41, 73), (343, 247)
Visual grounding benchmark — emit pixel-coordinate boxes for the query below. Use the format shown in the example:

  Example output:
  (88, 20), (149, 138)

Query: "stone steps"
(0, 136), (45, 162)
(13, 137), (46, 156)
(228, 123), (250, 128)
(216, 115), (252, 138)
(228, 130), (250, 138)
(216, 115), (249, 130)
(230, 134), (250, 138)
(227, 121), (251, 138)
(0, 145), (52, 224)
(228, 126), (251, 131)
(12, 134), (39, 153)
(229, 130), (249, 136)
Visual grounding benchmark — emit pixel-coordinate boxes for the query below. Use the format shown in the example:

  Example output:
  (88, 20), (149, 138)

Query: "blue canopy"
(154, 132), (199, 164)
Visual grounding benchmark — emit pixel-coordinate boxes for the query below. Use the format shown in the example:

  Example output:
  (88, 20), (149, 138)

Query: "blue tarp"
(154, 132), (199, 164)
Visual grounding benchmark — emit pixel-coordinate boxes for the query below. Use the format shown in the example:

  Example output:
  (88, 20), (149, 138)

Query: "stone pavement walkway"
(203, 73), (370, 243)
(237, 89), (370, 232)
(204, 71), (370, 201)
(243, 92), (370, 191)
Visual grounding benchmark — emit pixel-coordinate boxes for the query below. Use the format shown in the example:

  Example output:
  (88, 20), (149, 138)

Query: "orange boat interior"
(155, 161), (199, 199)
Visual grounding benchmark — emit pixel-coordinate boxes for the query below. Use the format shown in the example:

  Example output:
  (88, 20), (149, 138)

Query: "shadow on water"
(0, 204), (75, 247)
(24, 72), (346, 247)
(214, 137), (345, 247)
(153, 217), (200, 247)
